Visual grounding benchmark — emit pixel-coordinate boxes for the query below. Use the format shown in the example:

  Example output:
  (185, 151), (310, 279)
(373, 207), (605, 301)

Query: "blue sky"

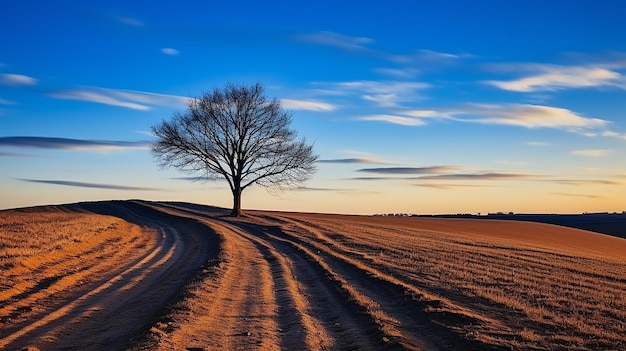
(1, 0), (625, 214)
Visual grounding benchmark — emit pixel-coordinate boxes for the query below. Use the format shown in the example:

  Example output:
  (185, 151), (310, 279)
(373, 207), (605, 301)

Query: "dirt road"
(135, 202), (496, 351)
(4, 200), (624, 350)
(0, 201), (219, 350)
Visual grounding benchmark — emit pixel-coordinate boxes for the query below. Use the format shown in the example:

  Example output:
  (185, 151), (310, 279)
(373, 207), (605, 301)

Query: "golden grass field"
(1, 201), (625, 350)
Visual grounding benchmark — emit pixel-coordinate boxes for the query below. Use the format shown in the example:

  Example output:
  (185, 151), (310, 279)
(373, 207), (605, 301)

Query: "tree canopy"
(151, 83), (318, 216)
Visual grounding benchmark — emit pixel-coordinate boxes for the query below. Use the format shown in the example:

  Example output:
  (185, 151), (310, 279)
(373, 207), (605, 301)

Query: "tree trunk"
(230, 186), (242, 217)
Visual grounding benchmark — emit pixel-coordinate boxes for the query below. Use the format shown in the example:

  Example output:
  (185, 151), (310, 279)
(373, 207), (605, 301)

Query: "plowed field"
(1, 201), (625, 351)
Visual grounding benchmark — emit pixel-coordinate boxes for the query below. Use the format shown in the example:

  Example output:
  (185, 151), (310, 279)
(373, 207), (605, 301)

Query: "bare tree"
(151, 83), (318, 216)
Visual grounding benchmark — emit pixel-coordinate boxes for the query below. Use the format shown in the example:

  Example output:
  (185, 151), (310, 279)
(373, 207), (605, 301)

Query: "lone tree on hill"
(151, 83), (318, 216)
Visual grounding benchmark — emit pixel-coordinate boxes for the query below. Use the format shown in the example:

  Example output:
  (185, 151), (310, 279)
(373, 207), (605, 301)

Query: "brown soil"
(2, 200), (625, 351)
(0, 201), (219, 350)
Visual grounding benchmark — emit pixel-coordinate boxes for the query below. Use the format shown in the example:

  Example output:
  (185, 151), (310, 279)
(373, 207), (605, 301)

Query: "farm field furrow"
(0, 201), (218, 351)
(139, 202), (392, 350)
(259, 212), (626, 350)
(2, 200), (626, 351)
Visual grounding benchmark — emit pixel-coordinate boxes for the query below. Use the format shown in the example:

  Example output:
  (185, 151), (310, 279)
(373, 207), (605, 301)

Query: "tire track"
(0, 201), (217, 351)
(261, 214), (506, 351)
(0, 221), (163, 330)
(153, 203), (408, 350)
(143, 203), (309, 350)
(231, 221), (396, 351)
(135, 205), (279, 350)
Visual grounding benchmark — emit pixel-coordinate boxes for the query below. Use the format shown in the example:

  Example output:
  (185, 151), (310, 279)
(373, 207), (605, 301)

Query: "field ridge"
(2, 200), (625, 350)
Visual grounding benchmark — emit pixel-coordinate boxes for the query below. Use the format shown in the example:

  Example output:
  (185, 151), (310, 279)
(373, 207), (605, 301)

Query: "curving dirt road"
(5, 200), (623, 350)
(136, 202), (496, 351)
(0, 201), (219, 351)
(144, 202), (389, 350)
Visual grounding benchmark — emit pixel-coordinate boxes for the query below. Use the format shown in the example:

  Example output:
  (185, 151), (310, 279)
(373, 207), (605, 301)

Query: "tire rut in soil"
(0, 201), (218, 351)
(226, 220), (404, 351)
(268, 216), (508, 351)
(157, 203), (396, 350)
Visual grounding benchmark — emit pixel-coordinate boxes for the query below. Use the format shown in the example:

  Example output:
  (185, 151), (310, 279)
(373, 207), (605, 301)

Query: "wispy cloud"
(351, 176), (396, 181)
(352, 103), (613, 137)
(351, 172), (534, 181)
(49, 89), (149, 110)
(17, 179), (160, 191)
(296, 31), (374, 51)
(0, 136), (151, 153)
(374, 67), (420, 79)
(281, 98), (335, 111)
(48, 87), (190, 110)
(357, 114), (426, 126)
(404, 109), (448, 118)
(0, 97), (16, 105)
(417, 172), (534, 180)
(108, 89), (190, 107)
(358, 166), (460, 174)
(172, 175), (221, 182)
(555, 179), (620, 186)
(1, 73), (37, 86)
(297, 31), (473, 72)
(389, 49), (473, 64)
(317, 158), (390, 165)
(602, 130), (626, 140)
(161, 47), (179, 56)
(356, 109), (451, 126)
(571, 149), (612, 157)
(0, 151), (38, 157)
(485, 64), (624, 92)
(413, 183), (490, 190)
(324, 80), (430, 108)
(459, 104), (607, 131)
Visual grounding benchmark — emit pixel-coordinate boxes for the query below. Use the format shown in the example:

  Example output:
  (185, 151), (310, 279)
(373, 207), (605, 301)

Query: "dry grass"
(0, 207), (154, 332)
(265, 213), (626, 350)
(3, 202), (625, 351)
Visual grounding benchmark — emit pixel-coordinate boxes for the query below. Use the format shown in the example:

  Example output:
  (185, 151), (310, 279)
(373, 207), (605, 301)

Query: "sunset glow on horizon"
(1, 1), (625, 215)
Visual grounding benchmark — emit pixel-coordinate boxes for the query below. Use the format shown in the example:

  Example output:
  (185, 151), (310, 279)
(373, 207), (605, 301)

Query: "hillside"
(1, 201), (625, 350)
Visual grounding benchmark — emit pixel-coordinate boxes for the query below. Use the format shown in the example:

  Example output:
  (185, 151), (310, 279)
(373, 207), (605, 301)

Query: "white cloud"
(1, 73), (38, 86)
(404, 109), (448, 118)
(161, 48), (179, 56)
(281, 99), (335, 111)
(106, 89), (190, 107)
(358, 114), (426, 126)
(49, 90), (150, 110)
(571, 149), (612, 157)
(353, 103), (612, 136)
(463, 104), (608, 130)
(328, 80), (430, 107)
(296, 31), (373, 51)
(375, 67), (420, 79)
(362, 93), (400, 107)
(602, 130), (626, 140)
(486, 66), (622, 92)
(48, 87), (190, 110)
(389, 49), (471, 64)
